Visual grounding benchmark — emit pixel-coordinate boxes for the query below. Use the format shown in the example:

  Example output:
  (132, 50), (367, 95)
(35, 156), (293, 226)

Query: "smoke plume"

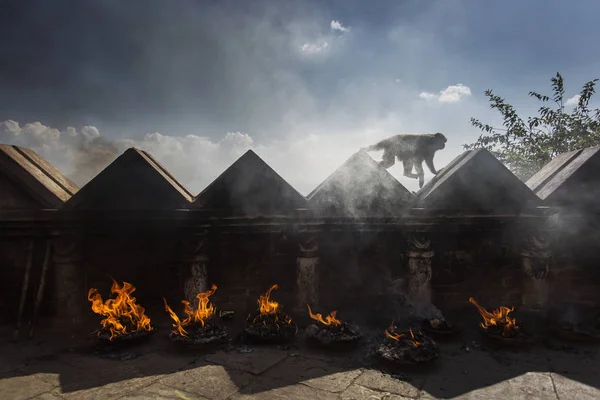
(1, 119), (458, 195)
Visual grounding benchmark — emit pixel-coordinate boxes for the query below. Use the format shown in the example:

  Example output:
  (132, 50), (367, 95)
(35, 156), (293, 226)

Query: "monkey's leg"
(425, 157), (438, 175)
(414, 162), (425, 188)
(402, 159), (419, 179)
(379, 150), (396, 168)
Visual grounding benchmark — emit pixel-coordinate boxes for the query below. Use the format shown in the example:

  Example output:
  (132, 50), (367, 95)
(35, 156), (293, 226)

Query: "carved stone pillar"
(407, 235), (434, 308)
(521, 235), (551, 310)
(295, 236), (319, 312)
(181, 236), (209, 304)
(52, 235), (86, 324)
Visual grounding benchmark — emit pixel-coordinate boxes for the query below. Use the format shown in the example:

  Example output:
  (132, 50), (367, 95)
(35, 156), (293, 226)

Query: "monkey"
(362, 132), (447, 188)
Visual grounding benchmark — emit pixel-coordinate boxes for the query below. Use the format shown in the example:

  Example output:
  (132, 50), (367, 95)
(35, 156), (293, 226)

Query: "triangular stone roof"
(0, 144), (79, 209)
(65, 147), (193, 209)
(526, 146), (600, 210)
(191, 150), (307, 215)
(416, 148), (540, 212)
(307, 150), (415, 216)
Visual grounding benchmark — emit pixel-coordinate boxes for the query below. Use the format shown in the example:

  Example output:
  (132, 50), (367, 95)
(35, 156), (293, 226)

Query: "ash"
(412, 303), (446, 322)
(480, 325), (534, 345)
(305, 322), (363, 345)
(244, 312), (298, 342)
(92, 329), (156, 360)
(421, 318), (461, 336)
(169, 318), (229, 346)
(96, 328), (156, 344)
(377, 331), (439, 364)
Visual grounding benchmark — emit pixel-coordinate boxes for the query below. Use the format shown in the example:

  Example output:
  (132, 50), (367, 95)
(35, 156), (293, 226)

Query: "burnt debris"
(377, 322), (439, 364)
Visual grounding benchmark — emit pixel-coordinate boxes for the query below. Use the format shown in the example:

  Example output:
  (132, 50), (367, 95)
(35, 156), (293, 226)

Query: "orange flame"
(409, 327), (422, 348)
(307, 304), (342, 327)
(469, 297), (518, 337)
(385, 320), (405, 341)
(164, 284), (218, 337)
(87, 279), (153, 340)
(384, 321), (421, 347)
(258, 284), (281, 315)
(251, 284), (296, 332)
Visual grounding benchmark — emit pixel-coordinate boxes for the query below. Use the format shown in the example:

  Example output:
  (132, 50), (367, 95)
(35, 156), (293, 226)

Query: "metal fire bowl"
(377, 343), (439, 366)
(376, 333), (440, 366)
(304, 323), (363, 351)
(243, 312), (298, 344)
(478, 326), (535, 347)
(243, 327), (297, 344)
(421, 321), (464, 337)
(168, 329), (230, 347)
(93, 328), (158, 351)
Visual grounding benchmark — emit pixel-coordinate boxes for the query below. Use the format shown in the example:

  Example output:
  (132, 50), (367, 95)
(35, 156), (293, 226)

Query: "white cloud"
(419, 83), (472, 103)
(330, 20), (350, 33)
(439, 84), (472, 103)
(298, 20), (350, 57)
(0, 67), (487, 195)
(1, 110), (475, 195)
(565, 94), (580, 106)
(0, 120), (268, 192)
(0, 120), (122, 185)
(301, 41), (329, 54)
(419, 92), (439, 101)
(0, 120), (357, 194)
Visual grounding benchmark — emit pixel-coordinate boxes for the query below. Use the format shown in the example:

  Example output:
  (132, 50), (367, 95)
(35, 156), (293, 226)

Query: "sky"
(1, 0), (600, 194)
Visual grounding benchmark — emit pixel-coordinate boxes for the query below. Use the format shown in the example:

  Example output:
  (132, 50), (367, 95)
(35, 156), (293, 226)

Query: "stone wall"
(2, 144), (600, 329)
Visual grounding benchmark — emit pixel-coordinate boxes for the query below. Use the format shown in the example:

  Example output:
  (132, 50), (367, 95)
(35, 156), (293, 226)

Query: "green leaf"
(465, 73), (600, 180)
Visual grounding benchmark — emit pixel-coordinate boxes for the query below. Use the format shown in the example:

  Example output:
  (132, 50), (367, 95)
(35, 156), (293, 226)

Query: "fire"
(258, 284), (281, 315)
(409, 328), (422, 348)
(385, 321), (404, 341)
(163, 284), (217, 337)
(250, 284), (296, 332)
(87, 279), (153, 340)
(307, 304), (342, 327)
(469, 297), (519, 337)
(384, 321), (421, 348)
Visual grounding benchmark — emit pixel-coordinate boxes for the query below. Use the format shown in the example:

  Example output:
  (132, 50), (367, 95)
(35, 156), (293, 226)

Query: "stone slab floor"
(1, 325), (599, 400)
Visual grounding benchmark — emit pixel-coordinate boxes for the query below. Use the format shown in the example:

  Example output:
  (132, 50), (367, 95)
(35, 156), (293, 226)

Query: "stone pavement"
(1, 328), (599, 400)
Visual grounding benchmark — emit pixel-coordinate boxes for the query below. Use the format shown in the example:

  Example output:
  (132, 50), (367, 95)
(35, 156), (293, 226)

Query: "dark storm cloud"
(0, 0), (329, 137)
(1, 0), (599, 194)
(1, 1), (228, 133)
(0, 0), (455, 139)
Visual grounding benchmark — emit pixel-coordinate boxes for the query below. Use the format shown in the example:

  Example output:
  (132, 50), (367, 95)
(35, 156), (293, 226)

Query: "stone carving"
(520, 234), (552, 310)
(409, 236), (433, 252)
(299, 236), (318, 257)
(521, 235), (551, 280)
(296, 236), (319, 310)
(407, 236), (434, 307)
(181, 236), (208, 304)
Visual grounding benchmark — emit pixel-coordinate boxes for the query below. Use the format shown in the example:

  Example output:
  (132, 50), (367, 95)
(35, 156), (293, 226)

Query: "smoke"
(0, 121), (121, 185)
(0, 120), (256, 190)
(0, 2), (489, 195)
(411, 301), (446, 322)
(307, 150), (415, 217)
(0, 119), (465, 195)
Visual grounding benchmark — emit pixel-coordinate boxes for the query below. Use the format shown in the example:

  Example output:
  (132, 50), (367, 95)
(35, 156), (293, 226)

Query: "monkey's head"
(432, 132), (447, 150)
